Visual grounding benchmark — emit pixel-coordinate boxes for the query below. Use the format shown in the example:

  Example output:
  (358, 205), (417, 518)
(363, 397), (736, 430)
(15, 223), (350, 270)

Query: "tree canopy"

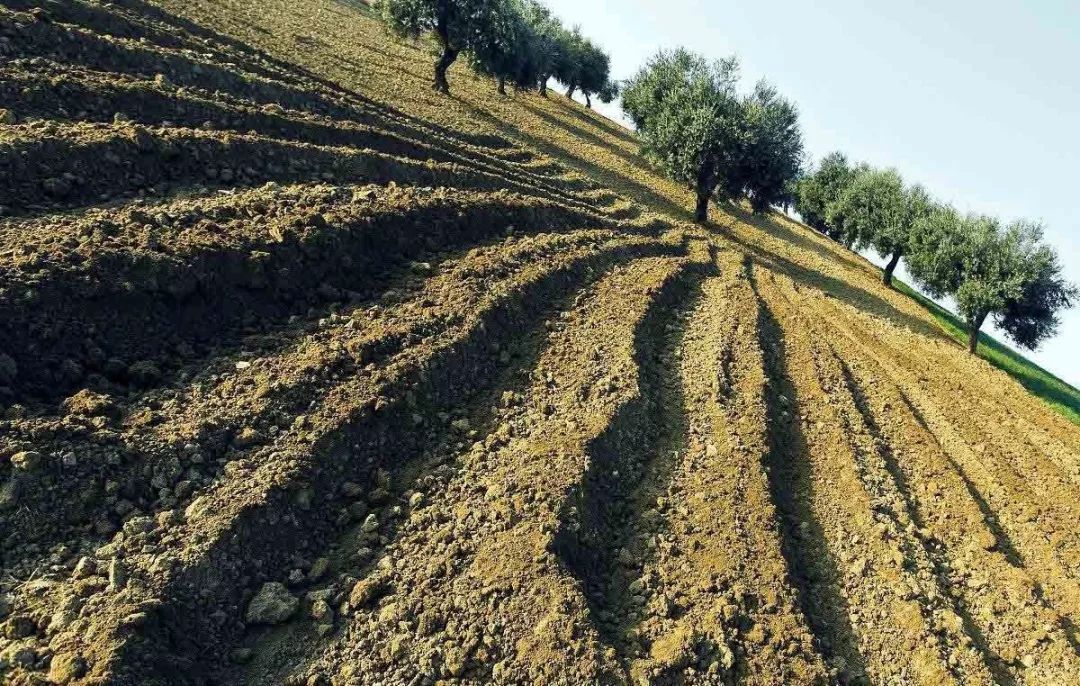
(379, 0), (614, 97)
(908, 213), (1077, 353)
(622, 49), (803, 222)
(793, 152), (862, 240)
(819, 168), (934, 286)
(732, 81), (804, 212)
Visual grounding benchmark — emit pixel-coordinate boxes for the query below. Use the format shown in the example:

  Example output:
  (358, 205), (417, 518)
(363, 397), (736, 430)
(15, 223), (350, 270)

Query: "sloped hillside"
(2, 1), (1079, 685)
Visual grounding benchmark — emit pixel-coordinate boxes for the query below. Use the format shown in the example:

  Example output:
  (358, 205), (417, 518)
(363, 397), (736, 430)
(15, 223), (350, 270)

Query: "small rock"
(4, 614), (35, 639)
(108, 558), (127, 591)
(127, 360), (161, 386)
(48, 651), (87, 681)
(348, 578), (384, 609)
(10, 451), (41, 472)
(72, 556), (96, 579)
(42, 176), (73, 197)
(341, 482), (363, 498)
(1, 641), (36, 669)
(233, 426), (263, 449)
(360, 513), (379, 533)
(705, 443), (719, 458)
(245, 582), (299, 625)
(230, 648), (254, 664)
(308, 557), (330, 582)
(310, 598), (333, 623)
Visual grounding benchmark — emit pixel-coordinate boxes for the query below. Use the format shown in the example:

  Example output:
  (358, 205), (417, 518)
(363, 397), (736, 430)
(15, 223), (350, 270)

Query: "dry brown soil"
(2, 1), (1079, 684)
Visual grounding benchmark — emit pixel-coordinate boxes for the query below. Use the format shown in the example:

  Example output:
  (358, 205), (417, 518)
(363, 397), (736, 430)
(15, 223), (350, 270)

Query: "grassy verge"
(894, 279), (1080, 426)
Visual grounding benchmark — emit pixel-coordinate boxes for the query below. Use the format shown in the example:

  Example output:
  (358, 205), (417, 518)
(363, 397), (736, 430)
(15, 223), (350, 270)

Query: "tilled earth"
(2, 1), (1080, 685)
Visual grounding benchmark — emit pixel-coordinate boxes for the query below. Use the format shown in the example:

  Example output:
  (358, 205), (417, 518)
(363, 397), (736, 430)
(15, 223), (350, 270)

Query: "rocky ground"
(2, 0), (1080, 684)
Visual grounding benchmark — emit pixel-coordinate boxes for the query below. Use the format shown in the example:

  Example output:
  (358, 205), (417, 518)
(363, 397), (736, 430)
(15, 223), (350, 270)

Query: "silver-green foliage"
(908, 211), (1076, 351)
(621, 48), (803, 221)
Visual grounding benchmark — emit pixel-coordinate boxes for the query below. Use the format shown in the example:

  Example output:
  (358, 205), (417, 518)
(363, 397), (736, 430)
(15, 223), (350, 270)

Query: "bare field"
(1, 1), (1079, 684)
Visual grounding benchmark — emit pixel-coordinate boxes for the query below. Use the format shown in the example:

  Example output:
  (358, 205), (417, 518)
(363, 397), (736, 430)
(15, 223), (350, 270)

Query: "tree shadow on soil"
(837, 359), (1018, 685)
(449, 95), (695, 224)
(725, 223), (944, 343)
(551, 257), (709, 661)
(748, 265), (869, 681)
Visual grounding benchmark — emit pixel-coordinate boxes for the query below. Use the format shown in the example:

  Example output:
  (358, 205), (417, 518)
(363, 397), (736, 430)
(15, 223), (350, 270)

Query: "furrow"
(769, 279), (1018, 683)
(827, 337), (1080, 683)
(623, 249), (828, 685)
(278, 251), (702, 685)
(0, 6), (544, 168)
(0, 62), (613, 211)
(0, 183), (647, 401)
(0, 7), (375, 124)
(8, 0), (349, 92)
(222, 240), (708, 685)
(0, 227), (678, 566)
(0, 122), (621, 219)
(802, 288), (1080, 650)
(550, 238), (712, 677)
(21, 234), (687, 684)
(810, 293), (1080, 578)
(750, 266), (971, 685)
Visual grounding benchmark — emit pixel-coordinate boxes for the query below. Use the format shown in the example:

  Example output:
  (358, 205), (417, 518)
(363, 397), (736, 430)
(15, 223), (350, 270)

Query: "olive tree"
(621, 49), (745, 222)
(575, 40), (613, 108)
(731, 80), (804, 212)
(551, 26), (584, 97)
(826, 169), (930, 287)
(907, 213), (1076, 353)
(380, 0), (511, 93)
(468, 0), (530, 94)
(794, 152), (861, 240)
(519, 0), (564, 95)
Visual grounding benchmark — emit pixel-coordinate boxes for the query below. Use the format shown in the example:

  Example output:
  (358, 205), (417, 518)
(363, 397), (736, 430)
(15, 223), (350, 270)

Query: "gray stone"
(245, 582), (299, 625)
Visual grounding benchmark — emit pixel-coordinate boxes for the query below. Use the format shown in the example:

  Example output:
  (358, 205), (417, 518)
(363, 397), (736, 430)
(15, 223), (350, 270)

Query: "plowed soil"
(2, 1), (1079, 684)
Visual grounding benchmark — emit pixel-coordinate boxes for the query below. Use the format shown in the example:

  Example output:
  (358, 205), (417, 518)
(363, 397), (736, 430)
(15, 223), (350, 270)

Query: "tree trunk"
(538, 77), (547, 96)
(433, 44), (458, 93)
(433, 8), (457, 94)
(967, 311), (987, 354)
(585, 93), (591, 108)
(497, 75), (506, 95)
(882, 250), (902, 287)
(694, 163), (715, 223)
(566, 84), (576, 99)
(694, 192), (709, 223)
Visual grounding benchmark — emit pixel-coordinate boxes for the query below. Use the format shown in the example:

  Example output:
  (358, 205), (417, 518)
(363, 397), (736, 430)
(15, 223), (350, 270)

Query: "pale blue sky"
(544, 0), (1080, 387)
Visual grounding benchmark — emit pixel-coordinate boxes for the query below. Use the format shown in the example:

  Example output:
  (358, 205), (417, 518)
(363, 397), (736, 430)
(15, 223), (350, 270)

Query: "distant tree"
(730, 80), (804, 212)
(380, 0), (510, 93)
(468, 0), (529, 94)
(794, 152), (861, 240)
(552, 25), (585, 98)
(621, 49), (745, 222)
(597, 79), (621, 105)
(827, 169), (929, 287)
(575, 39), (613, 108)
(520, 0), (564, 95)
(907, 213), (1076, 353)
